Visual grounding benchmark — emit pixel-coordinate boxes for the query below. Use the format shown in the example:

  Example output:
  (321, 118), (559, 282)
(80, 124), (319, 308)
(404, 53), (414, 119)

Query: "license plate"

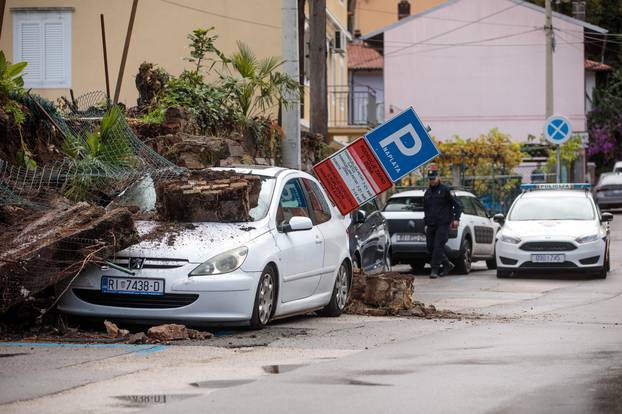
(396, 233), (426, 242)
(531, 254), (565, 263)
(101, 276), (165, 295)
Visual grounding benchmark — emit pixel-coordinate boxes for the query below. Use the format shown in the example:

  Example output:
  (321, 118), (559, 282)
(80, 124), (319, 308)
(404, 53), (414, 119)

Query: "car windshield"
(383, 196), (424, 212)
(508, 196), (595, 221)
(112, 174), (276, 222)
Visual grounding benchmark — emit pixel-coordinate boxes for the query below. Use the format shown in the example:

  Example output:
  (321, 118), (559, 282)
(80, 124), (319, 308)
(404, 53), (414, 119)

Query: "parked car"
(58, 166), (352, 329)
(346, 198), (391, 274)
(494, 183), (612, 279)
(613, 161), (622, 173)
(381, 189), (498, 274)
(595, 172), (622, 209)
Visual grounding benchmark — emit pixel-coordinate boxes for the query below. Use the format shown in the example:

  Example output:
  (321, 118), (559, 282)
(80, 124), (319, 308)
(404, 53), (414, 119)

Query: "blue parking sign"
(364, 107), (439, 182)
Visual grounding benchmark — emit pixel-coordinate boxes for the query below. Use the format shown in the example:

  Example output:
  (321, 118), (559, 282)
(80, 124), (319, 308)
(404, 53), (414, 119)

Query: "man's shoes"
(430, 268), (439, 279)
(440, 261), (455, 276)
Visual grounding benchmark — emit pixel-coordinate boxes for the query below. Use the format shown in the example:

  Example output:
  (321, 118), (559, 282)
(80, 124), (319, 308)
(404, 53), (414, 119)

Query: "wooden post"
(0, 0), (6, 41)
(100, 14), (111, 106)
(113, 0), (139, 105)
(309, 0), (328, 142)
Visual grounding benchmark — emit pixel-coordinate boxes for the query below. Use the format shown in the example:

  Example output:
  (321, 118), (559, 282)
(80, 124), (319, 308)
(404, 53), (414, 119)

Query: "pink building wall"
(383, 0), (586, 142)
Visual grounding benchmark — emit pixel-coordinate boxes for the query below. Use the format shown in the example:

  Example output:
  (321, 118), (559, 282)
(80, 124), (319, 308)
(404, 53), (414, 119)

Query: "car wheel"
(454, 238), (472, 274)
(319, 261), (350, 317)
(486, 245), (497, 270)
(410, 261), (426, 274)
(496, 269), (510, 278)
(250, 265), (276, 329)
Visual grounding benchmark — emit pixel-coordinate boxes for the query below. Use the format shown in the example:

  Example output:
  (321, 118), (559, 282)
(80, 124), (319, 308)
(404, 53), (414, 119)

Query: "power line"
(356, 5), (539, 29)
(158, 0), (281, 30)
(352, 0), (529, 68)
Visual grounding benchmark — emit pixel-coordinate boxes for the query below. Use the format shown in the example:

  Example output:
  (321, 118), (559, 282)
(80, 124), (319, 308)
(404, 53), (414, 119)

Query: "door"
(472, 198), (496, 256)
(358, 200), (387, 272)
(458, 196), (480, 253)
(273, 178), (325, 303)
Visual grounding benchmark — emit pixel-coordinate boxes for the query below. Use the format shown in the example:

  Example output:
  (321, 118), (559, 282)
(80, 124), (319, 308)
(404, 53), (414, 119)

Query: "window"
(276, 179), (310, 225)
(458, 196), (477, 216)
(13, 9), (72, 88)
(358, 199), (379, 216)
(383, 196), (424, 212)
(302, 179), (332, 224)
(472, 199), (489, 218)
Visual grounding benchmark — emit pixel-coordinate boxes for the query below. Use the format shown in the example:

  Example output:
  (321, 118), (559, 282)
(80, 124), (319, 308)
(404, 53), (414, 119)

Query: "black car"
(348, 199), (391, 274)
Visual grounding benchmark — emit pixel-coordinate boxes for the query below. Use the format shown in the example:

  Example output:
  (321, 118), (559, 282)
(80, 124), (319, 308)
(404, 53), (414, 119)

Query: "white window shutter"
(13, 10), (71, 88)
(44, 22), (65, 82)
(18, 22), (42, 83)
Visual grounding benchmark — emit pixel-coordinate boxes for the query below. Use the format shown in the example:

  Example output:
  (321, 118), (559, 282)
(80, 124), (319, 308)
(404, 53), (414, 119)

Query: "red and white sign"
(313, 138), (392, 215)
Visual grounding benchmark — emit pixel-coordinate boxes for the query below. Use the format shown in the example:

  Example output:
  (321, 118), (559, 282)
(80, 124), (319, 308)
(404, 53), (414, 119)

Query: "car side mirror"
(601, 212), (614, 222)
(493, 213), (505, 224)
(279, 216), (313, 233)
(354, 210), (367, 224)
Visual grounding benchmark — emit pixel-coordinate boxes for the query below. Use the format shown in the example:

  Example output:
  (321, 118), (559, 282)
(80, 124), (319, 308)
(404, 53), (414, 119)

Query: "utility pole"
(282, 0), (301, 169)
(309, 0), (328, 141)
(545, 0), (559, 182)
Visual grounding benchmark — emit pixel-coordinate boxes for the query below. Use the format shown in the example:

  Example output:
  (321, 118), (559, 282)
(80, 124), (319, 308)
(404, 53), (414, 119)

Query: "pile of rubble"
(156, 170), (261, 222)
(346, 271), (460, 318)
(104, 321), (212, 344)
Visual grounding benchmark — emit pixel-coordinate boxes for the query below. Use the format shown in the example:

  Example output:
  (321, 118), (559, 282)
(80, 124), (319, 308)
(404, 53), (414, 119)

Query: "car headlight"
(189, 246), (248, 276)
(500, 234), (521, 244)
(575, 234), (600, 244)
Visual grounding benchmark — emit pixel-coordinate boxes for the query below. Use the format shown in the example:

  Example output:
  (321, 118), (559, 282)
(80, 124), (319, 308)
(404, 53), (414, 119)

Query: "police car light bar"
(520, 183), (591, 191)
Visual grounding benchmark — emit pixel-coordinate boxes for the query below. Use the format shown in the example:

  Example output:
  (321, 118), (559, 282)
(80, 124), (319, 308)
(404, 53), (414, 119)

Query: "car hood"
(503, 220), (598, 239)
(117, 221), (269, 263)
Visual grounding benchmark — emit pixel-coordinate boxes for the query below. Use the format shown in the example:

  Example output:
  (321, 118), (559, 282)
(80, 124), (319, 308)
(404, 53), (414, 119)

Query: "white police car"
(494, 184), (613, 278)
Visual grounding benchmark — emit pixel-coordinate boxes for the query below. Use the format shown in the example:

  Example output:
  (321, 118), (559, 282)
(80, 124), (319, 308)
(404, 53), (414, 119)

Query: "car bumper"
(596, 197), (622, 209)
(496, 238), (606, 272)
(58, 266), (260, 325)
(390, 239), (461, 263)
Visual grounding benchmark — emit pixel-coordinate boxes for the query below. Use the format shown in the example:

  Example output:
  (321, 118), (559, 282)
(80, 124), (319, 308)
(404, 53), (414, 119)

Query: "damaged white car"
(58, 167), (352, 329)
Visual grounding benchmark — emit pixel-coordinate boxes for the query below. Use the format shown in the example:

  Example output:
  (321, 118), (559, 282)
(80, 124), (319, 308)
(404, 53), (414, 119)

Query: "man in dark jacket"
(423, 165), (462, 278)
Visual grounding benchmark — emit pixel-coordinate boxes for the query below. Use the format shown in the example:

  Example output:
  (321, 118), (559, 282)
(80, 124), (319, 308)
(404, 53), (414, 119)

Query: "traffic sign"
(544, 115), (573, 145)
(364, 107), (439, 182)
(313, 137), (393, 215)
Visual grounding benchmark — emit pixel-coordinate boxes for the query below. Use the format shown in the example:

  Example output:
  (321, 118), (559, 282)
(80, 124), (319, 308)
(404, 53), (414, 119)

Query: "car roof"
(389, 189), (475, 198)
(614, 161), (622, 167)
(520, 189), (591, 199)
(599, 172), (622, 185)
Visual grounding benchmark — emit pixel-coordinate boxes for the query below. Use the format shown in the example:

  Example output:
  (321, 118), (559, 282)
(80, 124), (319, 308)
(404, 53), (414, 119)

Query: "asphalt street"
(1, 215), (621, 413)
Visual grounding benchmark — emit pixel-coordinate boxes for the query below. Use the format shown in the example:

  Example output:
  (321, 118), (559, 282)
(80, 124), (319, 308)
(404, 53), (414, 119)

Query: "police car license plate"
(396, 233), (426, 242)
(101, 276), (165, 295)
(531, 254), (565, 263)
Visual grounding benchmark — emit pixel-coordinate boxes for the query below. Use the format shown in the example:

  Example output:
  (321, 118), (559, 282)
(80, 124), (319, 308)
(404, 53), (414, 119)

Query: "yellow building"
(352, 0), (446, 36)
(0, 0), (349, 133)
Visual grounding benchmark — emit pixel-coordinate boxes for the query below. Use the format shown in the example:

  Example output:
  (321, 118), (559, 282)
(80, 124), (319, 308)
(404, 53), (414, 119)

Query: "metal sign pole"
(556, 145), (562, 184)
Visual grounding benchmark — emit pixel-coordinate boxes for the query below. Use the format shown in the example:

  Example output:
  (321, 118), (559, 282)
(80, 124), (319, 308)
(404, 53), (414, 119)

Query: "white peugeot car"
(58, 167), (352, 329)
(494, 184), (613, 279)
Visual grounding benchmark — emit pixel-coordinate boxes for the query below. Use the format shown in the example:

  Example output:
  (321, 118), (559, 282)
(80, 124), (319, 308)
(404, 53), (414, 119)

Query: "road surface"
(1, 215), (621, 413)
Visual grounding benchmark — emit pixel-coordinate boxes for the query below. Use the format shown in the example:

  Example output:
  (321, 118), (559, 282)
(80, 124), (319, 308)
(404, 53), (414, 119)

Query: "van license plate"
(101, 276), (165, 295)
(531, 254), (565, 263)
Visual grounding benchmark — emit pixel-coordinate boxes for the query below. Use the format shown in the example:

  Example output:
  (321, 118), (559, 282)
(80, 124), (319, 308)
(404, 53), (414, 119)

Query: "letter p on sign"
(364, 107), (440, 182)
(379, 124), (422, 157)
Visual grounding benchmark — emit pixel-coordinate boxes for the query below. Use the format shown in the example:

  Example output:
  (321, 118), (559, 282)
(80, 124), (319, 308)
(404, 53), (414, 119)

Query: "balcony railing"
(328, 85), (383, 128)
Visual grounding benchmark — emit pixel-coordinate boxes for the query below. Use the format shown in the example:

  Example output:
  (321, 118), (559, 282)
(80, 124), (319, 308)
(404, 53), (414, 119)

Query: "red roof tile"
(585, 59), (612, 71)
(348, 42), (383, 70)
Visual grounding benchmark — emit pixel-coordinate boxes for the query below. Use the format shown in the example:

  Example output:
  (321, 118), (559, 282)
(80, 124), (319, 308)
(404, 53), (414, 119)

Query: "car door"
(301, 178), (342, 285)
(458, 196), (480, 253)
(273, 178), (325, 303)
(471, 197), (496, 256)
(354, 201), (381, 272)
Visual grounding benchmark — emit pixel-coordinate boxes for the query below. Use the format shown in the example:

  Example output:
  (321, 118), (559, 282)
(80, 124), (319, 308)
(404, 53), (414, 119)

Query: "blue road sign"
(544, 115), (573, 145)
(364, 107), (439, 182)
